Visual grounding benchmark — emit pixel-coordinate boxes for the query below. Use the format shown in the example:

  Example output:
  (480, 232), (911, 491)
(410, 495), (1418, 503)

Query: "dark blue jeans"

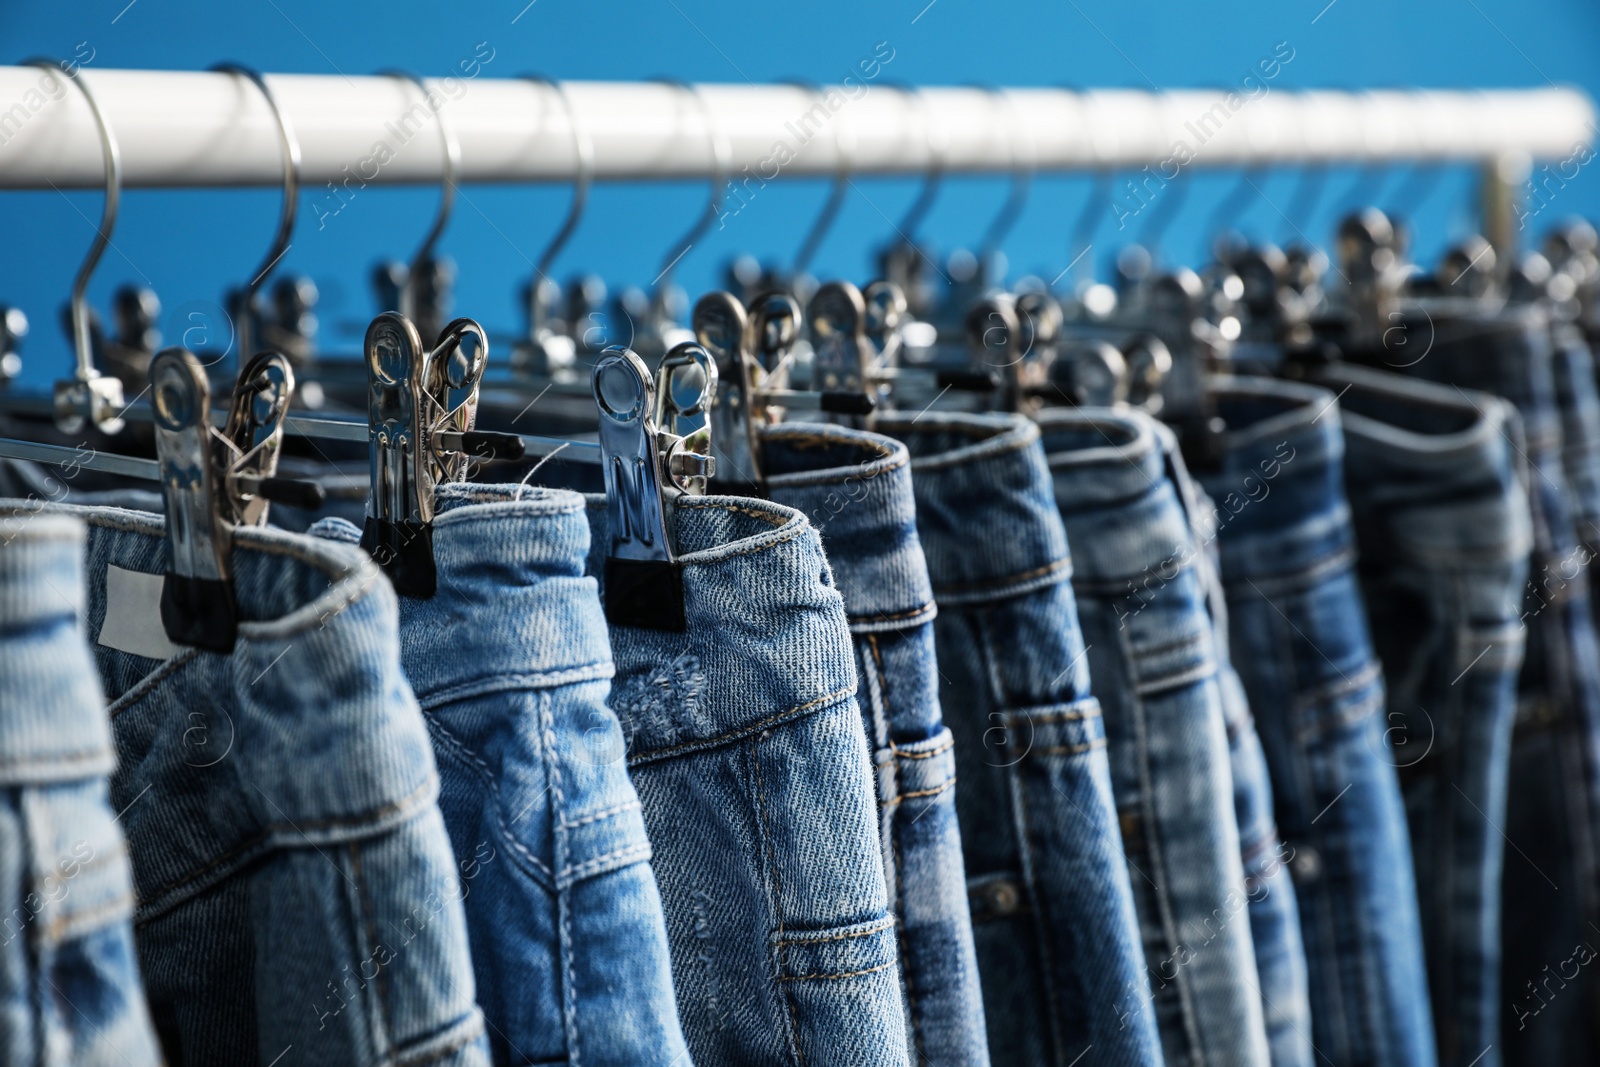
(876, 412), (1163, 1067)
(1038, 408), (1272, 1067)
(1195, 376), (1438, 1067)
(1388, 305), (1600, 1066)
(765, 422), (989, 1066)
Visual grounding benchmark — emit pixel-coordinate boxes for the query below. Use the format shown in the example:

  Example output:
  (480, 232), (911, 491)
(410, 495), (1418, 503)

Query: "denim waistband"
(1402, 301), (1560, 453)
(585, 493), (859, 763)
(0, 505), (114, 783)
(1032, 406), (1193, 587)
(761, 422), (935, 632)
(51, 503), (438, 913)
(871, 411), (1072, 605)
(313, 484), (614, 706)
(1315, 362), (1533, 565)
(1197, 376), (1353, 582)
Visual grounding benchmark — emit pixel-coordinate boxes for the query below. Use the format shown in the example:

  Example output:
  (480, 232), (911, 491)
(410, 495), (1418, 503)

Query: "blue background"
(1, 0), (1597, 386)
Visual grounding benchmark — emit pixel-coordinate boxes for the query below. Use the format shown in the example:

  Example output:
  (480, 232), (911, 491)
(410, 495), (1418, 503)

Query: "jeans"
(763, 422), (989, 1067)
(1194, 374), (1438, 1067)
(0, 506), (161, 1066)
(1167, 426), (1315, 1067)
(1386, 304), (1600, 1066)
(52, 501), (490, 1066)
(873, 412), (1163, 1067)
(586, 493), (910, 1067)
(1035, 407), (1271, 1067)
(311, 484), (688, 1067)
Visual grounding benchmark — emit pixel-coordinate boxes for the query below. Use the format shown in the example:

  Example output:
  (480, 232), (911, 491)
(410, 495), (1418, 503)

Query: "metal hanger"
(373, 71), (461, 347)
(516, 75), (594, 378)
(152, 346), (324, 652)
(612, 79), (730, 360)
(360, 312), (522, 597)
(877, 84), (948, 322)
(973, 86), (1035, 289)
(792, 80), (858, 285)
(593, 343), (716, 631)
(25, 57), (126, 435)
(213, 63), (301, 369)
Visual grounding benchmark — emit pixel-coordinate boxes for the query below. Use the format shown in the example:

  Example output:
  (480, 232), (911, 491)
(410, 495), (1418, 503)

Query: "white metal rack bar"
(0, 69), (1590, 189)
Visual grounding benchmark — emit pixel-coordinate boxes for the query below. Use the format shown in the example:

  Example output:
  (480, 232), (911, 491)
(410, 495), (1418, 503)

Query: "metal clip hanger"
(214, 64), (300, 367)
(370, 71), (461, 347)
(516, 76), (594, 379)
(25, 57), (125, 435)
(594, 344), (715, 632)
(694, 291), (762, 490)
(361, 312), (521, 597)
(151, 347), (322, 653)
(806, 281), (880, 422)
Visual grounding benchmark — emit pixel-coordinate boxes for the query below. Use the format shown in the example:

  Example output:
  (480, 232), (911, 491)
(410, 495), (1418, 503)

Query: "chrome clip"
(807, 281), (879, 423)
(694, 291), (763, 491)
(362, 312), (522, 597)
(594, 344), (716, 631)
(151, 347), (320, 653)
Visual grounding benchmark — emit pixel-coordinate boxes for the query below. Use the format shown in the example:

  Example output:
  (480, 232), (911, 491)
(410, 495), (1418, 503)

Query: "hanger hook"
(653, 78), (730, 289)
(894, 84), (948, 240)
(523, 75), (593, 285)
(27, 57), (118, 389)
(977, 86), (1035, 266)
(788, 80), (856, 276)
(1205, 165), (1266, 248)
(381, 70), (461, 321)
(212, 63), (300, 361)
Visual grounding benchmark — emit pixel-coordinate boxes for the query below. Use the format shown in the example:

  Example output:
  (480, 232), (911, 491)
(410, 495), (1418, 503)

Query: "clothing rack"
(0, 70), (1588, 185)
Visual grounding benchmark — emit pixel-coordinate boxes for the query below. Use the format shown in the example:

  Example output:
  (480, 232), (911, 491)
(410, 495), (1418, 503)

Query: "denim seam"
(422, 717), (556, 885)
(414, 662), (615, 710)
(881, 779), (955, 805)
(558, 798), (641, 831)
(106, 648), (203, 716)
(41, 890), (135, 946)
(1116, 621), (1208, 1060)
(391, 1013), (489, 1067)
(350, 839), (396, 1061)
(778, 958), (898, 982)
(774, 916), (897, 946)
(625, 684), (857, 766)
(892, 736), (954, 760)
(932, 554), (1071, 598)
(133, 775), (441, 921)
(977, 605), (1070, 1059)
(559, 841), (654, 886)
(1221, 546), (1356, 598)
(539, 687), (583, 1067)
(749, 738), (804, 1065)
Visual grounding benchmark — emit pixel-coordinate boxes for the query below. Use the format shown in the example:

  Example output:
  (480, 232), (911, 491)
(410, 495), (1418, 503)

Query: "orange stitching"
(775, 917), (896, 947)
(934, 554), (1072, 596)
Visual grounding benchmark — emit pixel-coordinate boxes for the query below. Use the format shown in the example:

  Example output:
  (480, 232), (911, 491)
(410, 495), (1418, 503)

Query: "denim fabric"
(1034, 407), (1270, 1067)
(0, 507), (162, 1066)
(761, 422), (989, 1067)
(1552, 321), (1600, 561)
(1382, 304), (1600, 1066)
(585, 493), (910, 1067)
(872, 412), (1163, 1067)
(1165, 428), (1314, 1067)
(311, 484), (689, 1067)
(1305, 365), (1529, 1067)
(36, 501), (490, 1066)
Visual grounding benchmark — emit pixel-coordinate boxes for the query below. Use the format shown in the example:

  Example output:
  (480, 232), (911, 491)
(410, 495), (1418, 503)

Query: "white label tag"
(99, 565), (185, 660)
